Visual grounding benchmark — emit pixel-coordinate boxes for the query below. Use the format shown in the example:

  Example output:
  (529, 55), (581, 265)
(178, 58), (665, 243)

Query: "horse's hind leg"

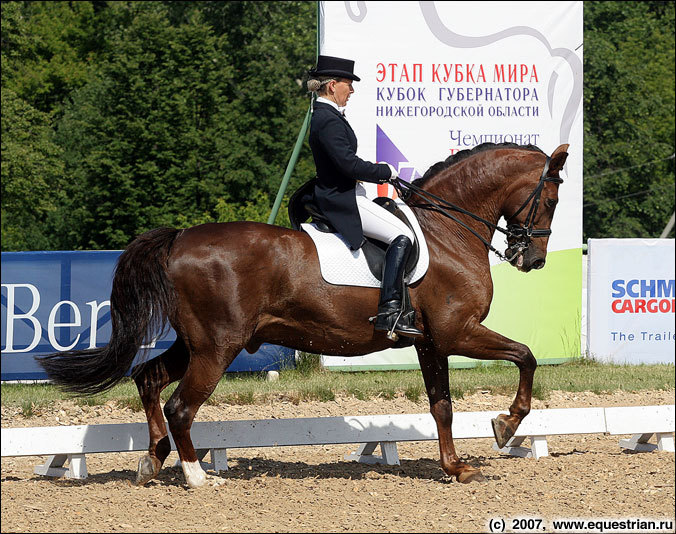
(132, 338), (189, 485)
(163, 345), (237, 488)
(455, 323), (537, 449)
(416, 343), (486, 483)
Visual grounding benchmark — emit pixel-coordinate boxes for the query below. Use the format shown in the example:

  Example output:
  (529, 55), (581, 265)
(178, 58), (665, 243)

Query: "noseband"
(393, 156), (562, 262)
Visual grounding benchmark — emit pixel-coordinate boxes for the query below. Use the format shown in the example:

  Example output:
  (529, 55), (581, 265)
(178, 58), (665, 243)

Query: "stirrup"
(370, 307), (423, 341)
(369, 309), (404, 341)
(393, 317), (424, 339)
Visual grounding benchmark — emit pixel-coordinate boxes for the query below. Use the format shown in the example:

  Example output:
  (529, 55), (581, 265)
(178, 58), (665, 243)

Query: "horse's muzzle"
(531, 258), (546, 270)
(506, 247), (546, 272)
(521, 251), (546, 272)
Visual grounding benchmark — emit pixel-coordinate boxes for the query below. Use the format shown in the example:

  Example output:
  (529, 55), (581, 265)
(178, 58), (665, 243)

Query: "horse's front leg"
(416, 343), (486, 483)
(132, 338), (189, 485)
(454, 322), (537, 448)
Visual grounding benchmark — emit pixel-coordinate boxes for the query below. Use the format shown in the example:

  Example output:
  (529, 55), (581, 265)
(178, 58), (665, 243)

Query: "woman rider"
(307, 55), (423, 339)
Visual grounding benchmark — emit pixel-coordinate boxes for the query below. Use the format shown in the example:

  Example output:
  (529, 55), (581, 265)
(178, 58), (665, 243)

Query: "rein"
(392, 156), (561, 262)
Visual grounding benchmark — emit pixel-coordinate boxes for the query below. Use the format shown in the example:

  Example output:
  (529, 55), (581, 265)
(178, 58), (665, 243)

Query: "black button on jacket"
(309, 102), (391, 250)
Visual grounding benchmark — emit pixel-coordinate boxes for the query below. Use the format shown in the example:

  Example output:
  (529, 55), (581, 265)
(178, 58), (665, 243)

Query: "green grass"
(2, 358), (673, 416)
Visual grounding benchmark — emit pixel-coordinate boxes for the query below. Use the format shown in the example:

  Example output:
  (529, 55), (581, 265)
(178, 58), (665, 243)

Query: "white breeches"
(356, 184), (415, 246)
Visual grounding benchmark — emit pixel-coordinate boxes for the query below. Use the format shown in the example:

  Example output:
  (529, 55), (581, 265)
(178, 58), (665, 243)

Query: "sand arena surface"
(2, 389), (674, 533)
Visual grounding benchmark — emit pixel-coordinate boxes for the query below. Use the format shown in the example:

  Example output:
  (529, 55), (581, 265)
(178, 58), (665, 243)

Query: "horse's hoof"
(457, 469), (487, 484)
(491, 414), (516, 449)
(135, 455), (161, 486)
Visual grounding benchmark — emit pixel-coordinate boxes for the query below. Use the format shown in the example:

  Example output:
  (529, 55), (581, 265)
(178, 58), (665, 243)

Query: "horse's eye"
(545, 198), (558, 208)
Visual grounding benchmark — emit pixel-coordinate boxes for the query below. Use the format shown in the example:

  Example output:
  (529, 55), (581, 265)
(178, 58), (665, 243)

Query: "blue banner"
(1, 251), (294, 381)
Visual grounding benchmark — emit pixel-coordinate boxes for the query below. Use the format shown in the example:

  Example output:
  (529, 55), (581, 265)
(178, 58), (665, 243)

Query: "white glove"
(387, 163), (399, 179)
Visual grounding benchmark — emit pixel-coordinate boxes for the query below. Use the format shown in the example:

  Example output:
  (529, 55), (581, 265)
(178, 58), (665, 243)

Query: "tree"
(1, 88), (65, 250)
(583, 1), (675, 240)
(51, 1), (316, 249)
(3, 2), (673, 250)
(53, 2), (238, 248)
(1, 0), (104, 250)
(1, 1), (101, 117)
(2, 1), (316, 250)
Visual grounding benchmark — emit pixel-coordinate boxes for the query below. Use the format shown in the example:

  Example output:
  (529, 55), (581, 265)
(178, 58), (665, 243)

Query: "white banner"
(319, 1), (583, 369)
(587, 239), (675, 364)
(320, 0), (582, 256)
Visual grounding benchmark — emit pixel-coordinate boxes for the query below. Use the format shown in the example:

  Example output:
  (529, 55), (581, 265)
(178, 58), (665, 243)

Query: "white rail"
(1, 405), (673, 479)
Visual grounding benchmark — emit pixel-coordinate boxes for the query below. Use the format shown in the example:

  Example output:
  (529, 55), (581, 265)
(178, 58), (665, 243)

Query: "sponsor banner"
(1, 252), (294, 381)
(586, 239), (675, 364)
(320, 1), (583, 369)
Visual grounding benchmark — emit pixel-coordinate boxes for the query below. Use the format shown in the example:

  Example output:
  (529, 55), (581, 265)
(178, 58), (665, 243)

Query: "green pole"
(266, 104), (312, 225)
(266, 1), (319, 225)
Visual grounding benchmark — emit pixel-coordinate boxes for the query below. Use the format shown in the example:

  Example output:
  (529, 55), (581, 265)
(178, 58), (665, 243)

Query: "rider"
(306, 55), (423, 339)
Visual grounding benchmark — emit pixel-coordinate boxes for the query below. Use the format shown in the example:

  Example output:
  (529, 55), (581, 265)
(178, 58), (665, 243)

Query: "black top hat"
(309, 55), (361, 81)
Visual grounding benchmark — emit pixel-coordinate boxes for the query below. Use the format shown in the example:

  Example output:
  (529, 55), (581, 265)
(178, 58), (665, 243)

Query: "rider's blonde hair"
(306, 76), (335, 95)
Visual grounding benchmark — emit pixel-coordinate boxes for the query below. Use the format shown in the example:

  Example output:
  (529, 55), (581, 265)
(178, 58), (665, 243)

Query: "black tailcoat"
(309, 101), (391, 250)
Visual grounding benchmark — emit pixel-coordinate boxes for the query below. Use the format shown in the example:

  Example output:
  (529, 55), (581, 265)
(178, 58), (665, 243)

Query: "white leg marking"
(181, 460), (207, 488)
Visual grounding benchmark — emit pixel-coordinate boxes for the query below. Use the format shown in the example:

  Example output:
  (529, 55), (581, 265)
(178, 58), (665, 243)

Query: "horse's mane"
(413, 142), (545, 185)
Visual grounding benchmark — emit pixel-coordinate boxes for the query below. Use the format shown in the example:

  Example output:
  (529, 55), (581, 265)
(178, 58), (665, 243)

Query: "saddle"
(288, 178), (420, 281)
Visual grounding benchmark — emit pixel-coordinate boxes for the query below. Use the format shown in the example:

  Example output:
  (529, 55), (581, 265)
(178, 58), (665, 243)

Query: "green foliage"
(1, 88), (65, 250)
(301, 385), (335, 402)
(213, 191), (292, 228)
(2, 1), (314, 250)
(1, 1), (673, 250)
(221, 391), (256, 406)
(53, 2), (241, 248)
(404, 383), (424, 402)
(1, 1), (99, 116)
(583, 1), (675, 239)
(20, 400), (35, 418)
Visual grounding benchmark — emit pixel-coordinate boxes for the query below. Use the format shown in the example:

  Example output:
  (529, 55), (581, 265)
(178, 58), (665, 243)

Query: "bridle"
(392, 156), (562, 262)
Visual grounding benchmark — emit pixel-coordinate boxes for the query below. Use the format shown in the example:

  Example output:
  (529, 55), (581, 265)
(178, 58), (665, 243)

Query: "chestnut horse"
(39, 142), (569, 487)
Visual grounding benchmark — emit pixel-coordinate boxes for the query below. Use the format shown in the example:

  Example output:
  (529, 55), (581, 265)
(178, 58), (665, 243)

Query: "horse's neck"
(416, 161), (505, 245)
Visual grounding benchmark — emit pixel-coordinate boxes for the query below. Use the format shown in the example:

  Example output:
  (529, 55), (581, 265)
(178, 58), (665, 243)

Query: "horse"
(38, 142), (569, 487)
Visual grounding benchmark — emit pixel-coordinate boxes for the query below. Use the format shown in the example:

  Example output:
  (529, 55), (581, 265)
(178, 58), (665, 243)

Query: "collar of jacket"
(315, 96), (340, 111)
(314, 100), (347, 117)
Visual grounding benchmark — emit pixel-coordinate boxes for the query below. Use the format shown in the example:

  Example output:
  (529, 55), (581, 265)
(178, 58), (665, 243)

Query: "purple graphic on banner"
(376, 125), (421, 182)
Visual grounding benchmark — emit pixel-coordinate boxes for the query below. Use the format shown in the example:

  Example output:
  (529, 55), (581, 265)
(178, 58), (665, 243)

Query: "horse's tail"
(37, 227), (181, 395)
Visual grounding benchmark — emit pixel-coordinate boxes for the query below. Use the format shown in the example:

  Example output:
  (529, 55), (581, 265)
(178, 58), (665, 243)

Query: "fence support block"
(620, 432), (675, 453)
(345, 441), (400, 465)
(492, 435), (549, 459)
(34, 454), (88, 479)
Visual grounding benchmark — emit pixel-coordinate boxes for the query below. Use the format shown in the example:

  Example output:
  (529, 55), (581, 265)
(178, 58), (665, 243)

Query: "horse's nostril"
(533, 259), (546, 270)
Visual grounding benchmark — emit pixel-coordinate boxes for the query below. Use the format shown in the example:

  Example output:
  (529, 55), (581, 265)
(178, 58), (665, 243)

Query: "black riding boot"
(371, 235), (424, 340)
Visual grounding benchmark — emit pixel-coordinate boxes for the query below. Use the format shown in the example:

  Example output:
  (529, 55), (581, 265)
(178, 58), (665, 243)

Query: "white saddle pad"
(301, 200), (429, 288)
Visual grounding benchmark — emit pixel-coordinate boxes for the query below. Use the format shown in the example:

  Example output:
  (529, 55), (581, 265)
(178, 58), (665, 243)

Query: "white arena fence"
(1, 405), (673, 480)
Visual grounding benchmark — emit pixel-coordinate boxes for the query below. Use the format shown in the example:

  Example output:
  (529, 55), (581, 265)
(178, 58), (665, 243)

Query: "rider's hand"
(376, 164), (398, 184)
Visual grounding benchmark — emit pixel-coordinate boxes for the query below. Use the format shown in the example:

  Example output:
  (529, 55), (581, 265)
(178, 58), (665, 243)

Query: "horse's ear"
(547, 144), (569, 177)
